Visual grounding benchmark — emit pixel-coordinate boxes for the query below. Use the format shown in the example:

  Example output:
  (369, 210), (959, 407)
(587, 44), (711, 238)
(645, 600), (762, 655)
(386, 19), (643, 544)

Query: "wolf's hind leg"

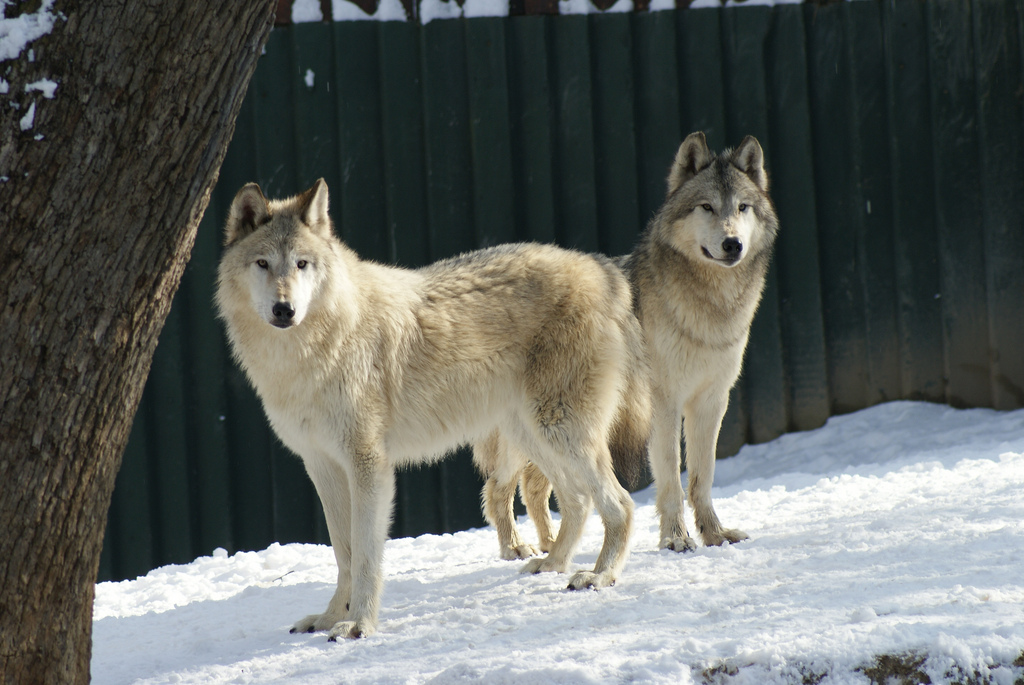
(484, 471), (540, 560)
(475, 433), (539, 560)
(520, 462), (589, 576)
(566, 444), (633, 590)
(521, 461), (556, 553)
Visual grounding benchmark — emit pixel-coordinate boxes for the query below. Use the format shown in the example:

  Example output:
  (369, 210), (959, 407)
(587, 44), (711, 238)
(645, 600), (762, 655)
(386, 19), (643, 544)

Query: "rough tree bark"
(0, 1), (276, 682)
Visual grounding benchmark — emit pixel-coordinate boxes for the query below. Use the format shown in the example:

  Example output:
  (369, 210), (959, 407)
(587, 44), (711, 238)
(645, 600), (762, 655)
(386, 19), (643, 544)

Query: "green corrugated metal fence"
(99, 0), (1024, 582)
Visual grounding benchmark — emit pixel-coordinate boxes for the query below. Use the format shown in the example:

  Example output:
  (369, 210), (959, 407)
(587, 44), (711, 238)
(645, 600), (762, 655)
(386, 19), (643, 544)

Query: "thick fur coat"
(215, 179), (651, 639)
(479, 132), (778, 556)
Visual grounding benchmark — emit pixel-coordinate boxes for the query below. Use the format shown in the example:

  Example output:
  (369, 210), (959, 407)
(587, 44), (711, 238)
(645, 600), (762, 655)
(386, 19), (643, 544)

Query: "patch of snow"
(690, 0), (803, 6)
(463, 0), (509, 18)
(291, 0), (325, 22)
(303, 69), (315, 88)
(558, 0), (632, 13)
(25, 78), (57, 98)
(92, 402), (1024, 683)
(0, 0), (59, 62)
(18, 100), (34, 130)
(332, 0), (408, 21)
(313, 0), (848, 21)
(419, 0), (462, 23)
(418, 0), (509, 23)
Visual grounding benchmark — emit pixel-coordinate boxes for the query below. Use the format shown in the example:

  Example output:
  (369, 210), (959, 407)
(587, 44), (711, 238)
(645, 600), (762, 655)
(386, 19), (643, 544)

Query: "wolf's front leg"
(683, 391), (748, 547)
(292, 456), (354, 634)
(520, 462), (556, 553)
(291, 568), (351, 634)
(328, 455), (395, 640)
(649, 397), (697, 553)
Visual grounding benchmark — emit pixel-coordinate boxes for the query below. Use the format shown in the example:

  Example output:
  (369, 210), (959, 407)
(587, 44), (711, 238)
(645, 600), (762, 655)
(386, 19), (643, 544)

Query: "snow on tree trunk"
(0, 1), (275, 682)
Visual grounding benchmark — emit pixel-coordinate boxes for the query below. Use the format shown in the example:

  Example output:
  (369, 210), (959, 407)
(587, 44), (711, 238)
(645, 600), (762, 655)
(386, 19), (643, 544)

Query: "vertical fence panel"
(252, 30), (299, 198)
(590, 13), (640, 257)
(632, 10), (680, 236)
(146, 305), (194, 566)
(507, 17), (558, 244)
(183, 194), (234, 557)
(422, 21), (475, 259)
(294, 24), (342, 210)
(102, 416), (154, 580)
(766, 5), (829, 433)
(379, 22), (430, 268)
(334, 23), (390, 262)
(927, 0), (991, 409)
(101, 4), (1024, 581)
(882, 0), (945, 404)
(975, 0), (1024, 410)
(549, 15), (600, 252)
(848, 1), (900, 406)
(806, 3), (869, 415)
(677, 9), (727, 147)
(466, 19), (518, 248)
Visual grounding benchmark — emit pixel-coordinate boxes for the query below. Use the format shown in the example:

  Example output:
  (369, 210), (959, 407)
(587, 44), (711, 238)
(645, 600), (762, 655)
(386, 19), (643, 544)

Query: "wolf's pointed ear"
(299, 178), (330, 230)
(225, 183), (269, 246)
(731, 135), (768, 192)
(667, 131), (713, 197)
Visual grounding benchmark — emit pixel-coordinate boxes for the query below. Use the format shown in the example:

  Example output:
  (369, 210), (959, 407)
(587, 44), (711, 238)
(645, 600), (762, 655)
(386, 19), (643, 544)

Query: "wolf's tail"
(609, 314), (653, 490)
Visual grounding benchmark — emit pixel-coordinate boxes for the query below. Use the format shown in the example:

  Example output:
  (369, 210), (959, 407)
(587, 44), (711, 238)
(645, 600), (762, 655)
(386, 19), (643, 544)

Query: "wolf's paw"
(501, 542), (540, 560)
(520, 556), (568, 575)
(702, 527), (749, 547)
(567, 570), (615, 590)
(327, 619), (375, 641)
(661, 535), (697, 553)
(291, 611), (345, 634)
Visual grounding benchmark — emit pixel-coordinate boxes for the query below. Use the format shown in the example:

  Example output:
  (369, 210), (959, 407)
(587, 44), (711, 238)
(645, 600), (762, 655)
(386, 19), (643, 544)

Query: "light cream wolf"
(478, 132), (778, 556)
(215, 179), (651, 640)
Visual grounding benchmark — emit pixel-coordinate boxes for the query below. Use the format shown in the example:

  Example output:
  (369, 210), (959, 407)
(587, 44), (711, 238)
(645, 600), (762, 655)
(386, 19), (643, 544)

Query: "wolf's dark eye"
(738, 203), (749, 212)
(701, 203), (714, 212)
(256, 259), (268, 269)
(297, 260), (308, 269)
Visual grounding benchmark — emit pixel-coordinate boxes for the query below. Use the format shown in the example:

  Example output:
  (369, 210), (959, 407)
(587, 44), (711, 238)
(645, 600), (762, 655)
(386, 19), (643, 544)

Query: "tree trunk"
(0, 2), (275, 682)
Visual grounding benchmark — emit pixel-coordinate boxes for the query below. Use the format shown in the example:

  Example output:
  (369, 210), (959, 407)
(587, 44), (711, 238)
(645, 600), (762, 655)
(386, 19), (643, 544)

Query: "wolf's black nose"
(272, 302), (295, 320)
(722, 237), (743, 257)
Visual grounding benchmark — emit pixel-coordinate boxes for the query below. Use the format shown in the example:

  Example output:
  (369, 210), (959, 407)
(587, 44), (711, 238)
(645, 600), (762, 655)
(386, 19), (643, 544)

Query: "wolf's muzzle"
(271, 301), (296, 328)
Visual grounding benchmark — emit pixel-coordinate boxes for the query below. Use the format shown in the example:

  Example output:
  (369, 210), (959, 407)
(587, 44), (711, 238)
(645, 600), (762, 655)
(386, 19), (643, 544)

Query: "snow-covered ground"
(93, 401), (1024, 684)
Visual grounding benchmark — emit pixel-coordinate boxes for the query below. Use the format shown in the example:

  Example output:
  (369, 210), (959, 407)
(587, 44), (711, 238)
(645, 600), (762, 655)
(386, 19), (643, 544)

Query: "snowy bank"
(93, 401), (1024, 684)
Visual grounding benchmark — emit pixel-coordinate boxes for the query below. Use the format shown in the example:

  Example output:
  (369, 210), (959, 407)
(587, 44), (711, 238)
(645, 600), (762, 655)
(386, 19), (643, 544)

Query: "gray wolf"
(215, 179), (652, 639)
(477, 132), (778, 556)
